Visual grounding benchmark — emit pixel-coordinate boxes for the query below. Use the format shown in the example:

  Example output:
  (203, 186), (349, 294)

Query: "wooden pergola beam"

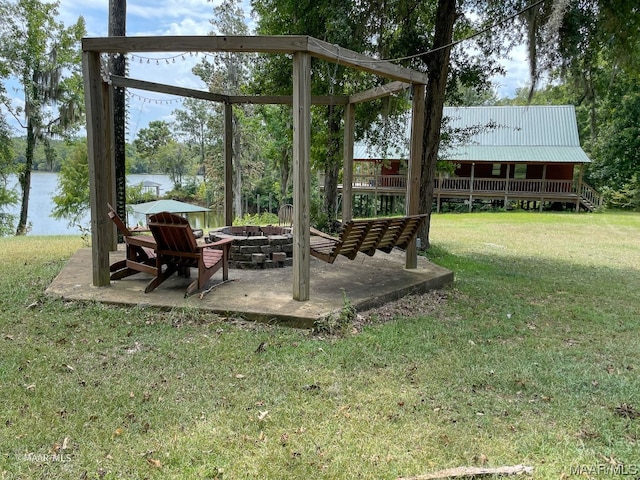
(111, 75), (348, 105)
(110, 75), (228, 102)
(83, 35), (429, 85)
(83, 35), (310, 55)
(307, 37), (429, 84)
(226, 95), (349, 105)
(349, 81), (410, 104)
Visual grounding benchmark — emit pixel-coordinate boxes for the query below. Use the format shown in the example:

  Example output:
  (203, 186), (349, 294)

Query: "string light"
(125, 90), (184, 106)
(126, 51), (222, 65)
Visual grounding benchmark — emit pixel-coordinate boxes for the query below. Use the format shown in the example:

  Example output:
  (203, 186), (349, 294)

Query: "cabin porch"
(324, 173), (602, 213)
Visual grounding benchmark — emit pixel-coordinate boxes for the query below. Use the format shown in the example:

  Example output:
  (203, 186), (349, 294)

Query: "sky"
(2, 0), (530, 140)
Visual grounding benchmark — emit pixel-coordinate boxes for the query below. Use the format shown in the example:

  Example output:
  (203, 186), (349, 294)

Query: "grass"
(1, 211), (640, 479)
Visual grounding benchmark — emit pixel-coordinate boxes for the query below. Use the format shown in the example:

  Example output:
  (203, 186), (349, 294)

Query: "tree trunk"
(322, 105), (342, 228)
(109, 0), (127, 230)
(232, 115), (243, 217)
(16, 121), (35, 235)
(280, 146), (290, 204)
(418, 0), (457, 249)
(280, 115), (292, 204)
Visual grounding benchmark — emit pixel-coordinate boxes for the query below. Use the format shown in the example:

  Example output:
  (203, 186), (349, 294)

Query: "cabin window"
(514, 164), (527, 179)
(492, 163), (501, 176)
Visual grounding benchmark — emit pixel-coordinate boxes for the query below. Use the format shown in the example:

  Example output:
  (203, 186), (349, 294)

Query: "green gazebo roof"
(130, 200), (210, 215)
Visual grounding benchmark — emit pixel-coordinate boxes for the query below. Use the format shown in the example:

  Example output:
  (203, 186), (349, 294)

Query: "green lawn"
(1, 211), (639, 479)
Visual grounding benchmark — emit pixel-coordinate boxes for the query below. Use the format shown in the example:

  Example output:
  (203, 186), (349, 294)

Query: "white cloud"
(494, 44), (531, 99)
(4, 0), (221, 136)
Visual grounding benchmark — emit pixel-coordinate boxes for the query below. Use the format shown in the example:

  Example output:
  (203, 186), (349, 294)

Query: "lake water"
(4, 172), (180, 236)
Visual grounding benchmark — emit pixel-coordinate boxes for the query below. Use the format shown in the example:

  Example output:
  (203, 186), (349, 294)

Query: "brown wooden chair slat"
(309, 214), (427, 264)
(147, 211), (233, 297)
(107, 203), (161, 280)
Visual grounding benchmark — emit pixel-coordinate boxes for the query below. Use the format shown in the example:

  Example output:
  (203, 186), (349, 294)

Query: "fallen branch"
(397, 465), (534, 480)
(199, 279), (237, 299)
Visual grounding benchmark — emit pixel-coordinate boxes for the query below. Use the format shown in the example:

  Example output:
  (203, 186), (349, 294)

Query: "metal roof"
(130, 199), (210, 215)
(353, 142), (407, 161)
(354, 105), (591, 164)
(446, 146), (591, 163)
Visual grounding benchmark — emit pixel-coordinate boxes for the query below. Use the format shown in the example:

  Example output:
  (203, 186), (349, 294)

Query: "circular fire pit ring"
(207, 225), (293, 269)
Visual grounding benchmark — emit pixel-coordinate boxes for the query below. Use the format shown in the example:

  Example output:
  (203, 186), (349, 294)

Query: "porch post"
(504, 163), (511, 209)
(292, 52), (311, 301)
(469, 162), (475, 212)
(84, 49), (112, 287)
(406, 83), (425, 269)
(575, 164), (584, 212)
(373, 161), (379, 217)
(437, 171), (442, 213)
(342, 102), (355, 222)
(540, 164), (547, 212)
(224, 102), (233, 226)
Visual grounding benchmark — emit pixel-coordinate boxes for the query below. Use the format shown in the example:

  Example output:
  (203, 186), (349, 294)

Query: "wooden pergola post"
(292, 52), (311, 301)
(342, 102), (355, 222)
(405, 84), (425, 269)
(84, 51), (113, 286)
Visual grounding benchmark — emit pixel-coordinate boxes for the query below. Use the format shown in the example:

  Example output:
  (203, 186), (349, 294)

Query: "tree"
(155, 140), (192, 188)
(498, 1), (640, 204)
(419, 0), (457, 248)
(259, 104), (293, 205)
(0, 0), (85, 235)
(133, 120), (173, 171)
(109, 0), (127, 231)
(51, 142), (89, 228)
(193, 0), (254, 217)
(173, 98), (222, 204)
(251, 0), (372, 225)
(251, 0), (509, 234)
(589, 80), (640, 192)
(0, 115), (17, 236)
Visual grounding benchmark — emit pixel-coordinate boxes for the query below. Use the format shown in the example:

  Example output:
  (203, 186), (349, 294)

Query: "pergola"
(82, 35), (428, 301)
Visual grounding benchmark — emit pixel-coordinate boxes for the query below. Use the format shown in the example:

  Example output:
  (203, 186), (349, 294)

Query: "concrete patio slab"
(46, 247), (454, 329)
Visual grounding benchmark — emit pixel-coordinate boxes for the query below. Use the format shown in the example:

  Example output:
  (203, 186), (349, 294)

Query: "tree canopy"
(0, 0), (85, 234)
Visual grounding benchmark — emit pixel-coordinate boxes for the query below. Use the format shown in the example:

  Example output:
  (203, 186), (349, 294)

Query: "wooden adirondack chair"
(278, 204), (294, 226)
(107, 203), (160, 281)
(309, 214), (427, 264)
(146, 211), (234, 297)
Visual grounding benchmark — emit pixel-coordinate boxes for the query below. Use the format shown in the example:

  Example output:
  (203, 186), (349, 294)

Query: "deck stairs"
(579, 183), (602, 212)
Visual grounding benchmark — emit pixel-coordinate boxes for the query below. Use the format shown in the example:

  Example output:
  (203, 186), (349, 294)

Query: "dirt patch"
(356, 289), (450, 329)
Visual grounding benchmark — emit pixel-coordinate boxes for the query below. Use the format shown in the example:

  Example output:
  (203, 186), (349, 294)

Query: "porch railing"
(351, 174), (407, 189)
(579, 182), (603, 208)
(322, 173), (601, 209)
(436, 177), (575, 194)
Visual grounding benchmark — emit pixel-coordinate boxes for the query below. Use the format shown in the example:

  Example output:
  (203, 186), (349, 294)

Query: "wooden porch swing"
(309, 214), (427, 264)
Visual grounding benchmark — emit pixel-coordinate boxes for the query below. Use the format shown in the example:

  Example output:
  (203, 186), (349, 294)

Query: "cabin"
(339, 105), (601, 214)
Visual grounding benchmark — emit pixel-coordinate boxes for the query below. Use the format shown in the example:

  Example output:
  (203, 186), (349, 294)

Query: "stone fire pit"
(207, 225), (293, 269)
